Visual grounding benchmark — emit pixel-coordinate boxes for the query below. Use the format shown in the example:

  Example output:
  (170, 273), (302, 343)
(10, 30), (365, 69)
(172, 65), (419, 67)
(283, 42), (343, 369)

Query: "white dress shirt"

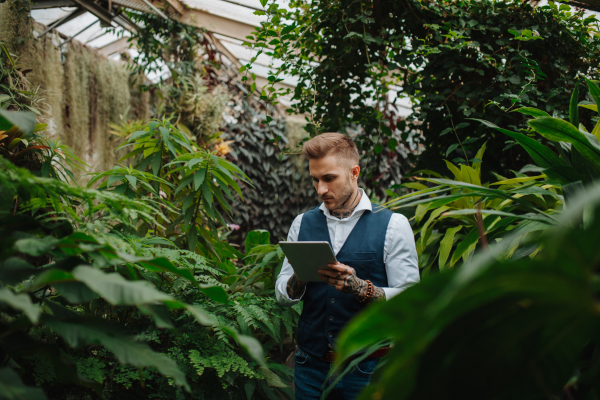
(275, 189), (420, 306)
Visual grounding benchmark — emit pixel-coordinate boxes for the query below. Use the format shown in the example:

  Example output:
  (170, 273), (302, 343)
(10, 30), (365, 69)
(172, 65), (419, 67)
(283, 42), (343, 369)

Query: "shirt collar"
(319, 188), (371, 221)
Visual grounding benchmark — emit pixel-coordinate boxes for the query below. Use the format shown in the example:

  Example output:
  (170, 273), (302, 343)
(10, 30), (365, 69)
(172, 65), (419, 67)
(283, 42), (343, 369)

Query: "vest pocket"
(348, 251), (376, 261)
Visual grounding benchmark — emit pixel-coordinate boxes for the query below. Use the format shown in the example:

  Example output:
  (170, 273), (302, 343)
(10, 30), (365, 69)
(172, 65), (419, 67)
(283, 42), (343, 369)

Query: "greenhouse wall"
(0, 5), (150, 178)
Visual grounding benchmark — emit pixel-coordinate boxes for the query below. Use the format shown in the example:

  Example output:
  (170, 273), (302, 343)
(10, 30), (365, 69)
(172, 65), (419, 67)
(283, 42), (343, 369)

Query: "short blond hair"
(302, 132), (359, 166)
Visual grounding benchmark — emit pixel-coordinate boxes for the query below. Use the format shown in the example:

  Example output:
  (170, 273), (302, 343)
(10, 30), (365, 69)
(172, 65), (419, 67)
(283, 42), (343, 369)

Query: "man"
(275, 132), (419, 400)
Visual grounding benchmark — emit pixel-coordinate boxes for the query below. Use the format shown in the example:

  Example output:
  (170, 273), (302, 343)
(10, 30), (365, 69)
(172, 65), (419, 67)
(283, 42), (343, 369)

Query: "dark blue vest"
(296, 205), (393, 357)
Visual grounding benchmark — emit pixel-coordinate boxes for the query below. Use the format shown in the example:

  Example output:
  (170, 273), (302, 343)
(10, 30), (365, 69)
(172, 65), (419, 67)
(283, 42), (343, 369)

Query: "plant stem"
(475, 202), (488, 249)
(445, 104), (470, 166)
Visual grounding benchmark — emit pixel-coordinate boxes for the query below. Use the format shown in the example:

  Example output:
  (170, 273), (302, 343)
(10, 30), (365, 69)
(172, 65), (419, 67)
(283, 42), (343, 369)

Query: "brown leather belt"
(319, 347), (390, 363)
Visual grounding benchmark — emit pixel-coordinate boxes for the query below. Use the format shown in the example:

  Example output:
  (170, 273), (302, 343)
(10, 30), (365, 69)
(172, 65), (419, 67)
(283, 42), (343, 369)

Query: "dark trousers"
(294, 347), (380, 400)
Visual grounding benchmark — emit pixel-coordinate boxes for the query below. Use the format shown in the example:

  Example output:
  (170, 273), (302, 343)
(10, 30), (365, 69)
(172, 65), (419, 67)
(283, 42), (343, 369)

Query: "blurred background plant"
(336, 180), (600, 400)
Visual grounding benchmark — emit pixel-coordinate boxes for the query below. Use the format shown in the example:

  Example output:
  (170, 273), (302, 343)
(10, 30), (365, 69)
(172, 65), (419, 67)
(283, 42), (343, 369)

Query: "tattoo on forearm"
(367, 286), (386, 304)
(286, 274), (306, 299)
(339, 268), (367, 296)
(332, 267), (386, 303)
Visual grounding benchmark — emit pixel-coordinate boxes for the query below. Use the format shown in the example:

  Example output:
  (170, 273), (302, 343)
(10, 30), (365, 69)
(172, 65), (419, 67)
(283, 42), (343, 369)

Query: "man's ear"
(350, 165), (360, 180)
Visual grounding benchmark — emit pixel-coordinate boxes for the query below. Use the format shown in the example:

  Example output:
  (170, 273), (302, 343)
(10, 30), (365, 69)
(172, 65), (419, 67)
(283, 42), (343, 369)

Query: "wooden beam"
(111, 0), (258, 42)
(567, 0), (600, 12)
(31, 0), (76, 9)
(163, 0), (185, 14)
(71, 0), (114, 25)
(178, 9), (256, 42)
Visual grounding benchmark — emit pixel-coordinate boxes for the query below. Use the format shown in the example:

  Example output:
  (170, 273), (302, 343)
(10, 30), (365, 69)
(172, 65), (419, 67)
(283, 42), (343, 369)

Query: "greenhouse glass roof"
(29, 0), (599, 113)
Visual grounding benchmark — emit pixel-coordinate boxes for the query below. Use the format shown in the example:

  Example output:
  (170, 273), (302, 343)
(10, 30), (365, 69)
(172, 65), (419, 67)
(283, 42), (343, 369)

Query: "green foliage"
(93, 118), (250, 257)
(1, 112), (296, 399)
(245, 0), (600, 180)
(335, 180), (600, 400)
(105, 11), (316, 243)
(225, 230), (287, 295)
(119, 10), (204, 81)
(386, 79), (600, 274)
(0, 42), (41, 112)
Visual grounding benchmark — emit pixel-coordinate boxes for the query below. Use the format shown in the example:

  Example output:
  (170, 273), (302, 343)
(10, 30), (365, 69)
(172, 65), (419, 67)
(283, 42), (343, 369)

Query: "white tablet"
(279, 241), (338, 282)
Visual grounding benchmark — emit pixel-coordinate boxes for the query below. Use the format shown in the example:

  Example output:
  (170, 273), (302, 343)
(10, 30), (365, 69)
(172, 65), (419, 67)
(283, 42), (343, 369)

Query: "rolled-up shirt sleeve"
(382, 213), (420, 300)
(275, 214), (305, 306)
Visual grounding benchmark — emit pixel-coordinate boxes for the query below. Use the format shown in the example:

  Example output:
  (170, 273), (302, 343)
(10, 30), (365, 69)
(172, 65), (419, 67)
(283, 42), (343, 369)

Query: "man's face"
(308, 154), (359, 211)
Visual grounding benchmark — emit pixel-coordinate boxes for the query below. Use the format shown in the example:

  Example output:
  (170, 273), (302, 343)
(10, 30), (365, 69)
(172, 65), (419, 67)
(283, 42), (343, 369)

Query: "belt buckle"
(321, 350), (335, 363)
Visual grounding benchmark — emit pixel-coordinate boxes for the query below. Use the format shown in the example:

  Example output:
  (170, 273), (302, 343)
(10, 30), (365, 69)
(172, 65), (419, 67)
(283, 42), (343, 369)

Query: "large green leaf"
(586, 78), (600, 112)
(0, 367), (47, 400)
(513, 107), (550, 118)
(443, 209), (555, 224)
(528, 117), (600, 166)
(335, 183), (600, 400)
(47, 321), (190, 390)
(164, 300), (217, 326)
(199, 285), (228, 304)
(0, 289), (41, 324)
(245, 229), (271, 253)
(138, 257), (197, 283)
(438, 226), (462, 271)
(71, 265), (171, 305)
(220, 325), (266, 366)
(0, 110), (36, 136)
(53, 281), (100, 303)
(13, 236), (59, 256)
(543, 165), (582, 184)
(0, 257), (36, 285)
(471, 119), (564, 168)
(569, 81), (579, 126)
(419, 206), (449, 253)
(449, 226), (479, 267)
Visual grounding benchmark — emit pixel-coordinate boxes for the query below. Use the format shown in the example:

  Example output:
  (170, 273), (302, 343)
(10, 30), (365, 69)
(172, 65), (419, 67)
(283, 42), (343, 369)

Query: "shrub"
(385, 78), (600, 274)
(0, 113), (298, 399)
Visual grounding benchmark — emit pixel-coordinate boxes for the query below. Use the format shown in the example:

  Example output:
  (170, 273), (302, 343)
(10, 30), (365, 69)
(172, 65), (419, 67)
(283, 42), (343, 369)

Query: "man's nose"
(317, 182), (328, 197)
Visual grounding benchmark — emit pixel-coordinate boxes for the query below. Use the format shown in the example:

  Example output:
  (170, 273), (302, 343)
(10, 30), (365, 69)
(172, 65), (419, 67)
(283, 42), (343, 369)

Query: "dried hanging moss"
(0, 2), (31, 53)
(62, 40), (131, 173)
(1, 9), (151, 181)
(22, 30), (65, 139)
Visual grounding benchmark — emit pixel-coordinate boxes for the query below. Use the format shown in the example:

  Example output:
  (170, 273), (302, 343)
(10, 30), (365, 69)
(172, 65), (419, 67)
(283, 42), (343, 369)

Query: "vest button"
(330, 298), (335, 303)
(327, 332), (333, 337)
(329, 316), (334, 321)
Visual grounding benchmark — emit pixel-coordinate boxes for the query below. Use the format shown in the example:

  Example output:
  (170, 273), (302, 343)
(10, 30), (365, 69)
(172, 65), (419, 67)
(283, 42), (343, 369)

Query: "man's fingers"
(318, 269), (343, 277)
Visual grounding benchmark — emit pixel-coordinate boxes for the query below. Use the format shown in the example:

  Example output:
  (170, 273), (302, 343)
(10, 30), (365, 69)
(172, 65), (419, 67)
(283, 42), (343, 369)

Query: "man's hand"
(318, 262), (367, 297)
(286, 273), (307, 299)
(318, 262), (385, 303)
